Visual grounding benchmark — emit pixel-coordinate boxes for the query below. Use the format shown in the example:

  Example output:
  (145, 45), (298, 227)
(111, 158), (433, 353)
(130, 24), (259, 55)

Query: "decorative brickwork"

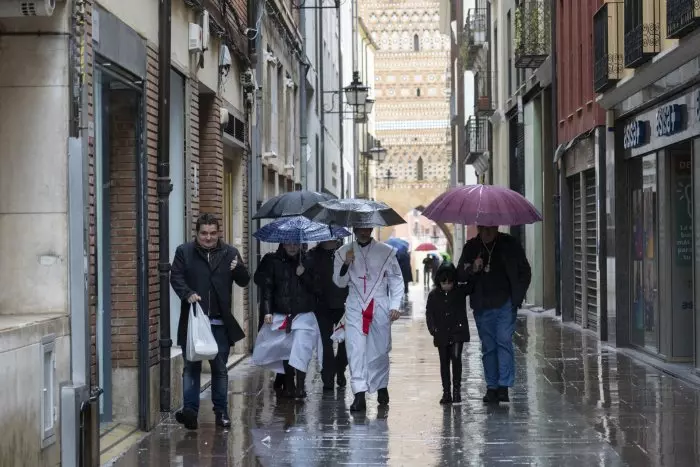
(198, 94), (225, 220)
(146, 45), (160, 367)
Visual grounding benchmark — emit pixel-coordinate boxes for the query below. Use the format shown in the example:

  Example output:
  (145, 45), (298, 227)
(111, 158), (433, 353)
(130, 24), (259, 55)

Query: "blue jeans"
(474, 300), (516, 389)
(181, 324), (231, 415)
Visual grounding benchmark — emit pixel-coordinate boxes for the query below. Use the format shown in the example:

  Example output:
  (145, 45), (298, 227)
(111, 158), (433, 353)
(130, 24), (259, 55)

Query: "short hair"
(196, 213), (220, 232)
(434, 263), (456, 284)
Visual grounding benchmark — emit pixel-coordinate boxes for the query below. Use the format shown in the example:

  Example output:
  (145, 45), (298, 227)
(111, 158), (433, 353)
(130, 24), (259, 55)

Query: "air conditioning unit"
(0, 0), (56, 17)
(201, 10), (210, 51)
(189, 23), (203, 52)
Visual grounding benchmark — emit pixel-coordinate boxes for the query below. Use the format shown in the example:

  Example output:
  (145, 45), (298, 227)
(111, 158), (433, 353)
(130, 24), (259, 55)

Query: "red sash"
(362, 299), (374, 335)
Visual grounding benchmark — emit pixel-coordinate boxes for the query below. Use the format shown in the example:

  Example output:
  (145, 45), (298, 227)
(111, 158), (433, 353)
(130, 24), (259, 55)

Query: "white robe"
(252, 312), (323, 374)
(333, 240), (404, 394)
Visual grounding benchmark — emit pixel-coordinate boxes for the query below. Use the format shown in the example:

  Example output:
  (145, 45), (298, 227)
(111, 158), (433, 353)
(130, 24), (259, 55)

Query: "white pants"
(252, 312), (322, 374)
(345, 305), (392, 394)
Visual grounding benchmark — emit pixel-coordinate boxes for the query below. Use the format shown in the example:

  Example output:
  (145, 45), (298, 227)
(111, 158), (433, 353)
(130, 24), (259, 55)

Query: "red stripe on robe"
(362, 299), (374, 335)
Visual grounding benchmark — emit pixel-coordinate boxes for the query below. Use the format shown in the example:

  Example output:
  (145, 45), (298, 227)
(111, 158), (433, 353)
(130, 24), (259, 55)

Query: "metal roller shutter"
(584, 169), (598, 331)
(572, 175), (584, 325)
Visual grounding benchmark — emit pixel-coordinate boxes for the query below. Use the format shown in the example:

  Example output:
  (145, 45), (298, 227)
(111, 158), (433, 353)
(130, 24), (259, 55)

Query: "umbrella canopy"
(253, 190), (334, 220)
(386, 237), (409, 253)
(422, 184), (543, 226)
(302, 198), (406, 228)
(415, 242), (438, 252)
(253, 216), (351, 244)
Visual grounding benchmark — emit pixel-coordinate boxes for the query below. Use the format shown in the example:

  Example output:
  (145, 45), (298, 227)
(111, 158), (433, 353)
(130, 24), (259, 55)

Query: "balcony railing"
(473, 70), (498, 115)
(463, 8), (488, 71)
(466, 116), (490, 161)
(667, 0), (700, 38)
(593, 2), (625, 93)
(514, 1), (551, 68)
(624, 0), (661, 68)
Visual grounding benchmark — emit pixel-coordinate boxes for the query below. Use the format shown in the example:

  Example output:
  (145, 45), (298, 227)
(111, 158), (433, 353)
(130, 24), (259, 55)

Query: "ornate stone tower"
(360, 1), (453, 249)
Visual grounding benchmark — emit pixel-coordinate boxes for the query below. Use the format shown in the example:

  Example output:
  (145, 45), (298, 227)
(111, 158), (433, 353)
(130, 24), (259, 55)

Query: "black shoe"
(336, 373), (347, 388)
(377, 388), (389, 406)
(215, 412), (231, 428)
(295, 387), (307, 400)
(482, 388), (499, 404)
(439, 391), (452, 404)
(350, 392), (366, 412)
(497, 386), (510, 403)
(452, 387), (462, 403)
(273, 374), (285, 392)
(175, 408), (198, 430)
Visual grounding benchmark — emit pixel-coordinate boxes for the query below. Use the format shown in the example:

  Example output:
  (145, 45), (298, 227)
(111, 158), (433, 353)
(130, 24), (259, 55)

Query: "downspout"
(338, 2), (344, 197)
(299, 5), (308, 189)
(157, 0), (173, 416)
(551, 0), (561, 317)
(318, 5), (326, 193)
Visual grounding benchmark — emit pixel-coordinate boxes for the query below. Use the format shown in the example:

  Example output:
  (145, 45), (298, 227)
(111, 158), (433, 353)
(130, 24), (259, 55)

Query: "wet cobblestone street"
(112, 287), (700, 466)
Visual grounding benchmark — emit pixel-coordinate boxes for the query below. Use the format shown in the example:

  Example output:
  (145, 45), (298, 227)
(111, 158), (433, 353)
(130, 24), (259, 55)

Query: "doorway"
(95, 64), (145, 422)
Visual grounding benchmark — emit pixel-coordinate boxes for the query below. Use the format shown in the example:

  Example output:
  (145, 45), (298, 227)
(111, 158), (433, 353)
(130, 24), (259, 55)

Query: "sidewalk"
(109, 286), (700, 466)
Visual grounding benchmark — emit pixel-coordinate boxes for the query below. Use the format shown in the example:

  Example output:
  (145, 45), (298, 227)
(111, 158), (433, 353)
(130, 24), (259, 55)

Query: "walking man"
(170, 213), (250, 429)
(333, 227), (405, 411)
(457, 226), (531, 404)
(306, 240), (349, 390)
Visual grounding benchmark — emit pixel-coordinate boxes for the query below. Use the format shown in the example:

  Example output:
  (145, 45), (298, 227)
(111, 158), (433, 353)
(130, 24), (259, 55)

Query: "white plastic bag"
(186, 303), (219, 362)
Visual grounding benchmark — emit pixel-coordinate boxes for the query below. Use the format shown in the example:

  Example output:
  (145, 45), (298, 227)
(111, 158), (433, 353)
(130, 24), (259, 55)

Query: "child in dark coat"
(426, 263), (470, 404)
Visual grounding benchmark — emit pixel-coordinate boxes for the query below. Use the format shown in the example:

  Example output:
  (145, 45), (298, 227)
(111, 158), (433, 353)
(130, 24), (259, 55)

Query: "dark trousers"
(424, 269), (432, 287)
(181, 324), (230, 415)
(316, 308), (348, 385)
(438, 342), (464, 392)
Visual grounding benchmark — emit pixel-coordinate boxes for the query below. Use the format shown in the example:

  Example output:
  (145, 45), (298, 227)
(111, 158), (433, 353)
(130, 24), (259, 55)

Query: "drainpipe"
(299, 5), (308, 189)
(157, 0), (173, 416)
(318, 6), (326, 193)
(338, 2), (344, 197)
(550, 0), (561, 317)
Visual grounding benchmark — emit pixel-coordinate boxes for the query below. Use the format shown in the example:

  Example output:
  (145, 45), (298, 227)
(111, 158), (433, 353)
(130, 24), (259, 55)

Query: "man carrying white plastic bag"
(170, 213), (250, 430)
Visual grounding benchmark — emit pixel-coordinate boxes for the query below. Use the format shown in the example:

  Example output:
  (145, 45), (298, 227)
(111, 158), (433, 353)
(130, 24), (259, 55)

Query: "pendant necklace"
(359, 241), (374, 280)
(481, 237), (497, 273)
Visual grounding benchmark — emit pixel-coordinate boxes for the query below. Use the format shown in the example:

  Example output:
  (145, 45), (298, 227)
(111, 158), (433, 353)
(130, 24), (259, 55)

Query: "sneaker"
(482, 388), (499, 404)
(215, 412), (232, 428)
(377, 388), (390, 406)
(497, 386), (510, 403)
(175, 408), (198, 430)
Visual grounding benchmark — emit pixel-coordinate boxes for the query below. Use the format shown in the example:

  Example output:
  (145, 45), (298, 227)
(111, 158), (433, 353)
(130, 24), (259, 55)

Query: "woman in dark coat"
(426, 263), (470, 404)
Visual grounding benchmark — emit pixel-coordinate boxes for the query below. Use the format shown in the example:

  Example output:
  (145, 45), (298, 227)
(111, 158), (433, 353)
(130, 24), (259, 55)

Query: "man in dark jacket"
(305, 240), (349, 390)
(396, 249), (413, 294)
(457, 226), (531, 405)
(170, 213), (250, 429)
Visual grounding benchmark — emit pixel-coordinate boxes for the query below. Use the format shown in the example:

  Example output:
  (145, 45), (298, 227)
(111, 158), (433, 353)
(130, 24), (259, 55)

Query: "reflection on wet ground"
(113, 287), (700, 466)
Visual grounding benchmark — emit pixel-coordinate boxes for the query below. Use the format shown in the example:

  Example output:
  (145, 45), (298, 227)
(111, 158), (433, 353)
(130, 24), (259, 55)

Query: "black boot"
(439, 390), (452, 404)
(452, 385), (462, 403)
(497, 386), (510, 403)
(280, 362), (296, 399)
(295, 370), (307, 400)
(336, 372), (347, 388)
(350, 392), (366, 412)
(273, 373), (285, 392)
(377, 388), (389, 406)
(482, 388), (498, 404)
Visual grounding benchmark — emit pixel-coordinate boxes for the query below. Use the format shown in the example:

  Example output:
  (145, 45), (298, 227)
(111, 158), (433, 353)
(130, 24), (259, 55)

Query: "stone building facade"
(360, 0), (453, 248)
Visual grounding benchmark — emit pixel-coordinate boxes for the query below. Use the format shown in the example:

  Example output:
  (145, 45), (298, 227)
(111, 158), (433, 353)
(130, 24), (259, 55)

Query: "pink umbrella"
(415, 242), (438, 252)
(422, 184), (543, 226)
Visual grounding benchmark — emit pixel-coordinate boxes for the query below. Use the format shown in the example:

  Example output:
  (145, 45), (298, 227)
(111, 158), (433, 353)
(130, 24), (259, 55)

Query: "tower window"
(413, 34), (420, 51)
(416, 88), (421, 97)
(417, 157), (424, 181)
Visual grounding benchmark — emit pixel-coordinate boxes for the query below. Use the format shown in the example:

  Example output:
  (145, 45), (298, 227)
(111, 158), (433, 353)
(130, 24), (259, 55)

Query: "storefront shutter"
(572, 175), (584, 325)
(584, 169), (598, 331)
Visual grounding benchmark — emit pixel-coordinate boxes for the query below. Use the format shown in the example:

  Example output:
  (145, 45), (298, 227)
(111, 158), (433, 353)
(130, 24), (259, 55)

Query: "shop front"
(614, 85), (700, 364)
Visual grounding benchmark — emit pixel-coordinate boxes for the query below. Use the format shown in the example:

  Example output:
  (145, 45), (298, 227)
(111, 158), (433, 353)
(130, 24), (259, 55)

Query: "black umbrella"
(252, 190), (334, 220)
(302, 198), (406, 228)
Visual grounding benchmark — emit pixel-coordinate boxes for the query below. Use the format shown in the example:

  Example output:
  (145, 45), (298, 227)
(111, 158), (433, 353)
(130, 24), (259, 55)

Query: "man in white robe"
(333, 227), (404, 411)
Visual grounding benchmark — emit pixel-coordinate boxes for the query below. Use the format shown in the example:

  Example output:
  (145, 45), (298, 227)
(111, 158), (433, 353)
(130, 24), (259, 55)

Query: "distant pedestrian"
(396, 248), (413, 294)
(425, 263), (470, 404)
(170, 213), (250, 430)
(422, 255), (434, 288)
(457, 226), (531, 404)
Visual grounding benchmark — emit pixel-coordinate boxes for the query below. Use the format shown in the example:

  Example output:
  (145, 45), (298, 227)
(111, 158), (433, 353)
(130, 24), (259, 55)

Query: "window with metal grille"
(224, 115), (246, 146)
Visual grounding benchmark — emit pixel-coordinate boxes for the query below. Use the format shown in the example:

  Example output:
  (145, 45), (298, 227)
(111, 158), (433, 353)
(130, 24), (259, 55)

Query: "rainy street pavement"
(113, 286), (700, 466)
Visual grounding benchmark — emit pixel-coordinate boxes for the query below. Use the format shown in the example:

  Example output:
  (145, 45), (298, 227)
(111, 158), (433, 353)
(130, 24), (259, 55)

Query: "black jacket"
(456, 233), (532, 311)
(260, 248), (316, 317)
(170, 240), (250, 347)
(253, 247), (283, 330)
(426, 264), (470, 347)
(304, 246), (348, 311)
(396, 250), (413, 284)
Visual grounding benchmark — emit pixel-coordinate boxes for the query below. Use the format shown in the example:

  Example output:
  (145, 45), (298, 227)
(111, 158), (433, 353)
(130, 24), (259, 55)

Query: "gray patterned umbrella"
(252, 190), (334, 220)
(302, 198), (406, 228)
